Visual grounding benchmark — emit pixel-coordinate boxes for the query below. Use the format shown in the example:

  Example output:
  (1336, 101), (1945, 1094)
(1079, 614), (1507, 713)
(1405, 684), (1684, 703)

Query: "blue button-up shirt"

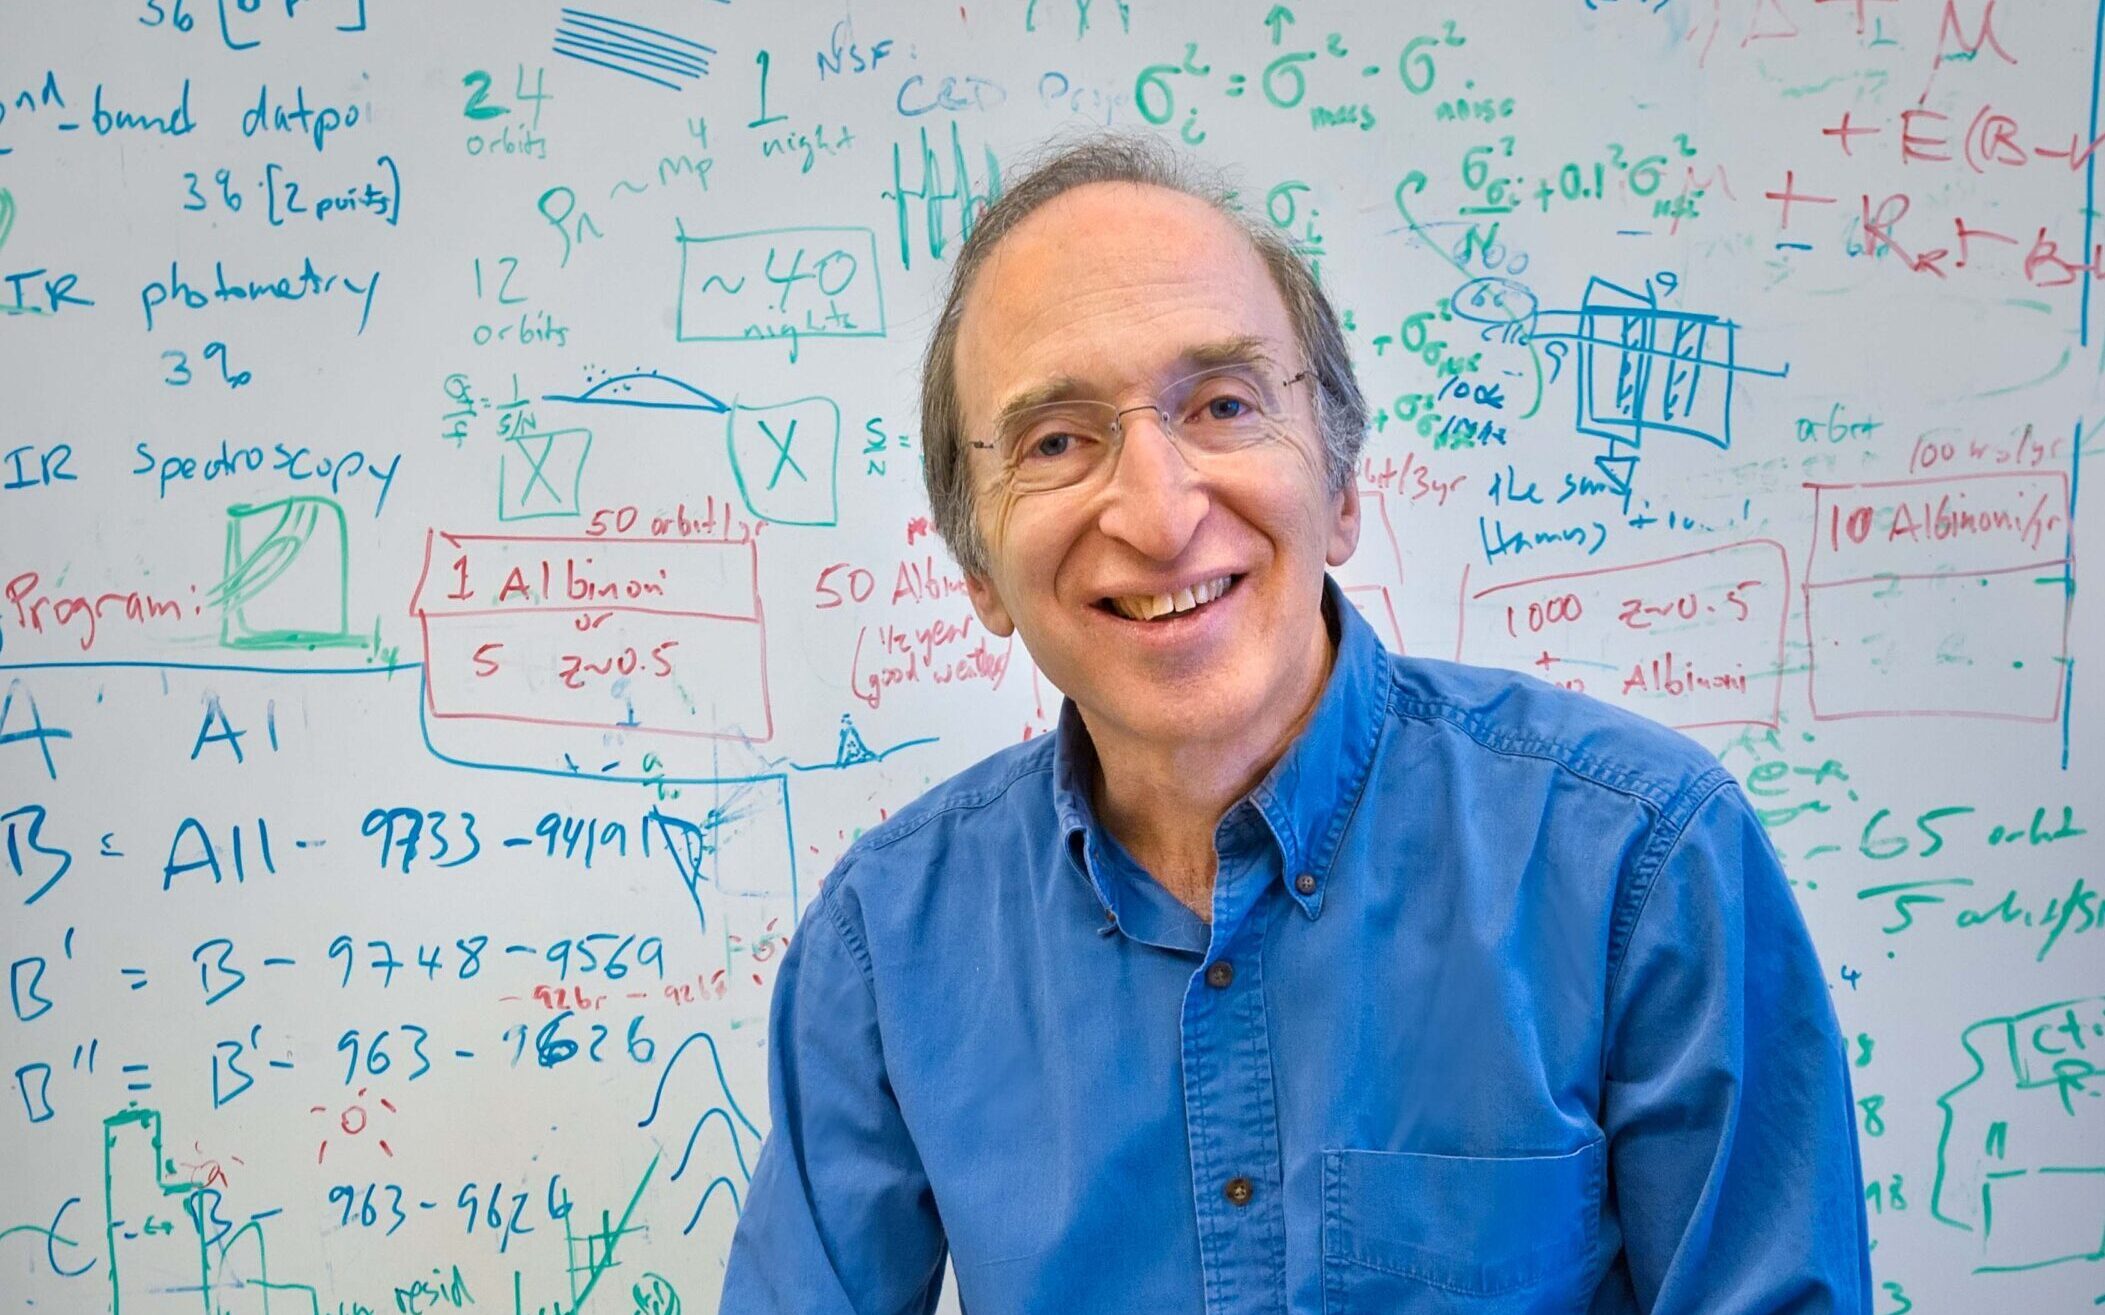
(721, 577), (1872, 1313)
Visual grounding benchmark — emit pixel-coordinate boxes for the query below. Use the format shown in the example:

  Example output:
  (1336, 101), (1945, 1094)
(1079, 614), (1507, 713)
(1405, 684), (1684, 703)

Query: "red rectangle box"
(411, 531), (772, 741)
(1802, 474), (2071, 722)
(1457, 539), (1789, 731)
(1804, 473), (2068, 586)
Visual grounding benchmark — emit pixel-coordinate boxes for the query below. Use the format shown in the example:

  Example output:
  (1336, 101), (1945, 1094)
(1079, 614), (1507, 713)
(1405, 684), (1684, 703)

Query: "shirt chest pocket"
(1321, 1141), (1602, 1315)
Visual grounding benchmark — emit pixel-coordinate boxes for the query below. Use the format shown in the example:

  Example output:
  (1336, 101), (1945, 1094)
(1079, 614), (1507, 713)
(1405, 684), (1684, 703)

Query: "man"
(720, 135), (1872, 1313)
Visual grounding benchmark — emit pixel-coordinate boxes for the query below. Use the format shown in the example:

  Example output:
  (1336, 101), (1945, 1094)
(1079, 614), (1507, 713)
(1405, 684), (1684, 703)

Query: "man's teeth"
(1109, 576), (1233, 621)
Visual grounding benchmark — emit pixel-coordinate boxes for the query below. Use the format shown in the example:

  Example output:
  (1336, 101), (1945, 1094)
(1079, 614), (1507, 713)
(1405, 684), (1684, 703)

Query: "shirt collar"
(1052, 574), (1391, 923)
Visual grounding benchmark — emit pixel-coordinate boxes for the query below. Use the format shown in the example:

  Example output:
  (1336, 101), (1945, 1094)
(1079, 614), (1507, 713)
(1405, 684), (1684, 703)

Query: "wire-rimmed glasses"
(969, 356), (1313, 496)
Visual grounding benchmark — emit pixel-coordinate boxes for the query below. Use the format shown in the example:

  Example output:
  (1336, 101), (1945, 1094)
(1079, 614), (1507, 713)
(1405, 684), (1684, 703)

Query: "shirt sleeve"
(718, 878), (948, 1315)
(1598, 774), (1875, 1314)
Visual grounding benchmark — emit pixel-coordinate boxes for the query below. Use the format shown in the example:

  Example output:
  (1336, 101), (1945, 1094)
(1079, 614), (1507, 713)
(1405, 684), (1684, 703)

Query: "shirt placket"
(1180, 817), (1288, 1313)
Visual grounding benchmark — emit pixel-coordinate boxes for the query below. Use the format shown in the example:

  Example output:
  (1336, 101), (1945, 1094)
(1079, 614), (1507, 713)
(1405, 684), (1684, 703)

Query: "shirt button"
(1295, 872), (1318, 896)
(1205, 960), (1235, 989)
(1223, 1176), (1254, 1207)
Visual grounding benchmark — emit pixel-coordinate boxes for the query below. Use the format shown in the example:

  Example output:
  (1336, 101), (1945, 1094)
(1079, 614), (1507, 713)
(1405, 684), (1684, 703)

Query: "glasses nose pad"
(1109, 404), (1192, 476)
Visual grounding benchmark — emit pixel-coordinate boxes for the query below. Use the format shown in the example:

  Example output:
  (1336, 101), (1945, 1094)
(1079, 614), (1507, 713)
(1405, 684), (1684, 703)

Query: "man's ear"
(965, 570), (1017, 638)
(1326, 477), (1363, 568)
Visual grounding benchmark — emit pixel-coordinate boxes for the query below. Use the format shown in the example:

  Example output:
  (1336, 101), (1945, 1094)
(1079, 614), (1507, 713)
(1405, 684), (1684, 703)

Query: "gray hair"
(917, 132), (1368, 578)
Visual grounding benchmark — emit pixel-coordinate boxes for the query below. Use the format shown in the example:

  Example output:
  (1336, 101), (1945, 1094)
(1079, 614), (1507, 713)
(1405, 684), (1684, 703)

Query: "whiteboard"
(1, 2), (2097, 1311)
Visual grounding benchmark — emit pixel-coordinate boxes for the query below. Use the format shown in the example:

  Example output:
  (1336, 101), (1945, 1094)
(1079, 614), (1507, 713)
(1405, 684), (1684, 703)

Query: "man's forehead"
(998, 178), (1232, 246)
(955, 183), (1292, 409)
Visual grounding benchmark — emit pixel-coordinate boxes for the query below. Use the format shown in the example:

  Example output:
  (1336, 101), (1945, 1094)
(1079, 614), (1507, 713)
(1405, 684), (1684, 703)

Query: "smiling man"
(720, 136), (1872, 1314)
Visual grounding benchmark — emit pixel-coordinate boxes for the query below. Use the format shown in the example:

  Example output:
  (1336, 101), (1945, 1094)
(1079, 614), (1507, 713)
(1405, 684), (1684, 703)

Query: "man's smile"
(1097, 572), (1242, 621)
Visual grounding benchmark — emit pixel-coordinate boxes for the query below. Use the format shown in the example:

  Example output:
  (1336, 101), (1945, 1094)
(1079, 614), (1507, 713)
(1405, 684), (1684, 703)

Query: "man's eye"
(1204, 396), (1252, 421)
(1027, 432), (1078, 460)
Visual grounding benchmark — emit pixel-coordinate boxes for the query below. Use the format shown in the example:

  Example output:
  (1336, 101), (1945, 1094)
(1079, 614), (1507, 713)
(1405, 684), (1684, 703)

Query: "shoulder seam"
(1604, 768), (1738, 997)
(1386, 674), (1702, 810)
(813, 857), (878, 989)
(853, 755), (1055, 855)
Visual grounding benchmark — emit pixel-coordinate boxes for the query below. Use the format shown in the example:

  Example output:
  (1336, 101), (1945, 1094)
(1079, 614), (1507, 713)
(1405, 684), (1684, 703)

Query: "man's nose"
(1093, 410), (1209, 560)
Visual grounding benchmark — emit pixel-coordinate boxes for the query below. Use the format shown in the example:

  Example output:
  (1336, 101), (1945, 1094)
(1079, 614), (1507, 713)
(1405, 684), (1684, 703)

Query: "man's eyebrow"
(986, 336), (1280, 431)
(1177, 335), (1275, 373)
(989, 374), (1094, 432)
